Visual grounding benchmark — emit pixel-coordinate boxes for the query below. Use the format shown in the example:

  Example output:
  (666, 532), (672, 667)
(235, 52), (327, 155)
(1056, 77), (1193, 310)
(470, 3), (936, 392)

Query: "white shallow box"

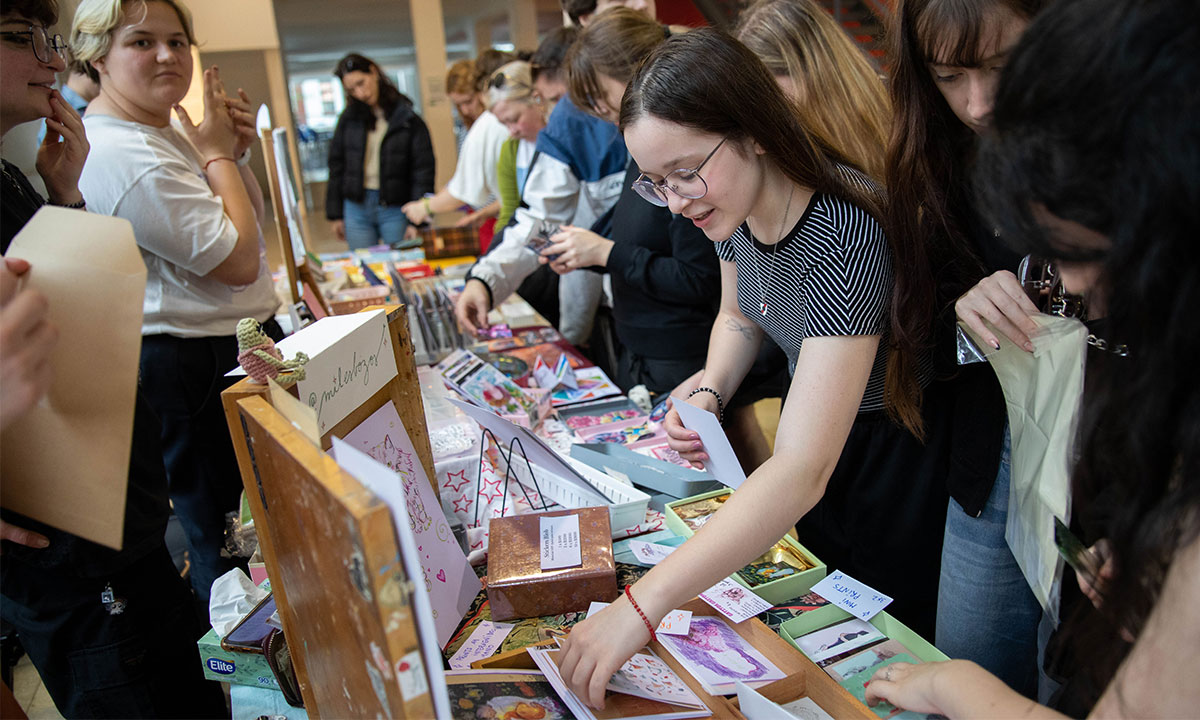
(499, 454), (651, 535)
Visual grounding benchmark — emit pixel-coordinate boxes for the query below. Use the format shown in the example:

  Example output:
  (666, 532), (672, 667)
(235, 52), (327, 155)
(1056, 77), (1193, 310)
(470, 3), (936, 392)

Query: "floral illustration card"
(340, 401), (482, 646)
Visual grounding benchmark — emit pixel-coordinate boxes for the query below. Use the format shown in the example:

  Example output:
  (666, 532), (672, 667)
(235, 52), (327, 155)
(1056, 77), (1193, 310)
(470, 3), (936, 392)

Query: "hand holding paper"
(673, 401), (747, 489)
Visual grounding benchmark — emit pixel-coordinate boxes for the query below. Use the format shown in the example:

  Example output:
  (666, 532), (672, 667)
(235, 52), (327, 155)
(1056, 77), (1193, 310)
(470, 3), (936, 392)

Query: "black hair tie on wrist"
(687, 386), (724, 425)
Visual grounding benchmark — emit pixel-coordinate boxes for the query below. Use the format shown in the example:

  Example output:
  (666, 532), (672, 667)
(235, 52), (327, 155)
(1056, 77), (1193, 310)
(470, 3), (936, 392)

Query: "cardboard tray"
(471, 597), (874, 719)
(665, 489), (827, 605)
(779, 608), (949, 663)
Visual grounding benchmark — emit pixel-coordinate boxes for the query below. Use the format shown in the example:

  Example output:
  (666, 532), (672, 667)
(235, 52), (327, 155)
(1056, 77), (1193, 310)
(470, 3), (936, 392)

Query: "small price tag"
(655, 609), (692, 636)
(811, 569), (893, 621)
(540, 514), (583, 570)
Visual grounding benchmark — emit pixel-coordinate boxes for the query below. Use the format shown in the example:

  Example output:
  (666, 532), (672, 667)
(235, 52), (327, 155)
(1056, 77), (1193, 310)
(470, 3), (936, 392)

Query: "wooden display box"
(471, 597), (874, 719)
(665, 490), (827, 604)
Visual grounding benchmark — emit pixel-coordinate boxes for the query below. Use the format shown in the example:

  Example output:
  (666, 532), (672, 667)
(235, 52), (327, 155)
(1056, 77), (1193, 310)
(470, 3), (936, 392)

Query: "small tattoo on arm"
(724, 318), (755, 341)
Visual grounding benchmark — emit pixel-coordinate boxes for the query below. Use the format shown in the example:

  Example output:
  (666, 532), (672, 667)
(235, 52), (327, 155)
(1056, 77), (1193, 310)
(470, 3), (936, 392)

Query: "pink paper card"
(340, 402), (482, 646)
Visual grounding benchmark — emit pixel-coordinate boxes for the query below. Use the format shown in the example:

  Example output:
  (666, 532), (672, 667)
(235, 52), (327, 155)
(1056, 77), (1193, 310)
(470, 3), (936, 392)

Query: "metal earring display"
(473, 428), (550, 527)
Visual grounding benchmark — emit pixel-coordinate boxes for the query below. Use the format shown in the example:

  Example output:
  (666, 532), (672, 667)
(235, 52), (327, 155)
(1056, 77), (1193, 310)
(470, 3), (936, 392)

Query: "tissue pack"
(486, 507), (618, 621)
(197, 627), (280, 689)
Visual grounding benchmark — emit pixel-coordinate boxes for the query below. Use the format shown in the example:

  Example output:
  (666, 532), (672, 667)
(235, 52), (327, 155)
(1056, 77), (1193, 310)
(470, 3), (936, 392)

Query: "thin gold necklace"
(749, 185), (794, 316)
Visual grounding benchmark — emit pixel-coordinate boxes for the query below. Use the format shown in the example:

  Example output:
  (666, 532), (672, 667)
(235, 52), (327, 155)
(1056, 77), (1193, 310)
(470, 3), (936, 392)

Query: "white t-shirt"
(79, 114), (279, 338)
(445, 110), (507, 209)
(362, 107), (387, 191)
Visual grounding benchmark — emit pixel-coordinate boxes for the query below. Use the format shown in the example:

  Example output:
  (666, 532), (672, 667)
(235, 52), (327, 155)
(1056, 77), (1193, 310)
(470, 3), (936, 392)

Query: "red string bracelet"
(625, 585), (656, 642)
(203, 156), (235, 172)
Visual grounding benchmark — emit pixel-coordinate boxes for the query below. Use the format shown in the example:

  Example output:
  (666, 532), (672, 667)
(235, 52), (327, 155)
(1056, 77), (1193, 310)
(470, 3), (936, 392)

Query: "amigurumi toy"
(236, 318), (309, 387)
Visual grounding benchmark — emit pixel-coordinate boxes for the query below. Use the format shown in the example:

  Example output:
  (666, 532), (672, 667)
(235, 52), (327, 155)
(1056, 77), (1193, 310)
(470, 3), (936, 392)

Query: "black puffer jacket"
(325, 100), (436, 220)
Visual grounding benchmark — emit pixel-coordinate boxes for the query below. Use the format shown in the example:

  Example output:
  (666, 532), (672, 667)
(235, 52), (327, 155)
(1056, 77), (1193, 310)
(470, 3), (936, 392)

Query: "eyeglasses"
(1, 24), (69, 64)
(632, 137), (727, 207)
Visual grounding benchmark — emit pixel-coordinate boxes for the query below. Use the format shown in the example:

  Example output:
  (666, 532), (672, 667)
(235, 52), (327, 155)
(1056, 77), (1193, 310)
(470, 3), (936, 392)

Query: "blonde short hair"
(71, 0), (196, 82)
(486, 61), (535, 108)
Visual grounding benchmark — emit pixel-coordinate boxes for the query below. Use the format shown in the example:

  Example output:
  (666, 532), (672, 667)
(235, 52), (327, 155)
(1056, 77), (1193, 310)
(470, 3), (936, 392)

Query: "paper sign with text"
(587, 601), (692, 636)
(540, 514), (583, 570)
(811, 569), (893, 621)
(228, 310), (397, 435)
(448, 621), (515, 669)
(699, 577), (773, 624)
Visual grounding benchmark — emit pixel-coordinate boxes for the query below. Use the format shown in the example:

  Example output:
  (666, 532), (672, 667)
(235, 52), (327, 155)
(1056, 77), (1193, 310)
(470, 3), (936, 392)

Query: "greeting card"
(340, 402), (482, 646)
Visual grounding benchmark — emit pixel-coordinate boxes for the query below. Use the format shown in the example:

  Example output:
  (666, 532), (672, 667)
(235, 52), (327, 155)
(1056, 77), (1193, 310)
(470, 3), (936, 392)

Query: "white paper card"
(628, 540), (676, 566)
(811, 569), (892, 621)
(736, 682), (836, 720)
(540, 514), (583, 570)
(698, 577), (773, 624)
(587, 601), (692, 636)
(674, 401), (747, 489)
(447, 621), (515, 669)
(328, 438), (451, 719)
(607, 652), (707, 708)
(228, 310), (397, 435)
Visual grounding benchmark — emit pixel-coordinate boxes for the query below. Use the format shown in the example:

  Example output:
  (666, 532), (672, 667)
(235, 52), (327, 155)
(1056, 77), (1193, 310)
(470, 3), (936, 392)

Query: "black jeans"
(1, 545), (227, 718)
(139, 320), (283, 605)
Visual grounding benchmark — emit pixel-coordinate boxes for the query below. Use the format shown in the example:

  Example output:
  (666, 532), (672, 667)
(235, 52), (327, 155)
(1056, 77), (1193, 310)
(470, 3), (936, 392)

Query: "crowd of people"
(0, 0), (1196, 717)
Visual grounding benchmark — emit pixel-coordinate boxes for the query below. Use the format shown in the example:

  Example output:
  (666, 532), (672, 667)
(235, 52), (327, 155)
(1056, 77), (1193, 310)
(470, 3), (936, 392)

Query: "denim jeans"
(936, 429), (1042, 698)
(139, 320), (284, 606)
(343, 190), (410, 250)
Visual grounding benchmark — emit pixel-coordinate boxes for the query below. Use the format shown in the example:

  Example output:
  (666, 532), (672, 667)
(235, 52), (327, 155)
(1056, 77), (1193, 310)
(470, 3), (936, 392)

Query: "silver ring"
(885, 666), (894, 681)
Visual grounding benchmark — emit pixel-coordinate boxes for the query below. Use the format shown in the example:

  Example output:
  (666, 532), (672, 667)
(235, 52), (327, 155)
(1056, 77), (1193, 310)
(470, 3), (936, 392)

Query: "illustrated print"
(369, 434), (432, 533)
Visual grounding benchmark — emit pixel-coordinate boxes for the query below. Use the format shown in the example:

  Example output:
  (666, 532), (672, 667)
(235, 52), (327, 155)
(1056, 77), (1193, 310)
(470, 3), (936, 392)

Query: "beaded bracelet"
(203, 156), (235, 172)
(625, 585), (656, 643)
(687, 386), (725, 425)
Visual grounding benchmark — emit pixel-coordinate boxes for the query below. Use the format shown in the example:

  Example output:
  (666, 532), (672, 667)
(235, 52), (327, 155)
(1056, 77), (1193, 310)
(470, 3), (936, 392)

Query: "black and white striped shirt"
(714, 188), (894, 412)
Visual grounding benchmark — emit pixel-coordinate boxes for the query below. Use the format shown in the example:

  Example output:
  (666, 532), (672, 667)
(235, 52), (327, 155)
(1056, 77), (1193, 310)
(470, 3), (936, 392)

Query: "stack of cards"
(528, 646), (712, 720)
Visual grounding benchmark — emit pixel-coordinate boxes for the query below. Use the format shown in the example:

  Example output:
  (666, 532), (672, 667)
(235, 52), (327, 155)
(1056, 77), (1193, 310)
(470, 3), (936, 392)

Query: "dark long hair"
(619, 29), (923, 434)
(1, 0), (57, 24)
(334, 53), (410, 128)
(978, 0), (1200, 707)
(884, 0), (1045, 434)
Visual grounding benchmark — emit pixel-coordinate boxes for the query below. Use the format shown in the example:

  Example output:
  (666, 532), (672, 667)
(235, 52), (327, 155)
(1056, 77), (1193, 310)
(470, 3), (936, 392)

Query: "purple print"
(660, 617), (773, 681)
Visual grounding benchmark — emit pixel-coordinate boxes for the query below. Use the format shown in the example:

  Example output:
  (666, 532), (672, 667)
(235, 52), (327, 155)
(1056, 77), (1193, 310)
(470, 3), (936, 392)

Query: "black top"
(603, 160), (720, 358)
(0, 159), (170, 576)
(939, 203), (1026, 517)
(715, 184), (899, 412)
(325, 100), (436, 220)
(1, 159), (44, 253)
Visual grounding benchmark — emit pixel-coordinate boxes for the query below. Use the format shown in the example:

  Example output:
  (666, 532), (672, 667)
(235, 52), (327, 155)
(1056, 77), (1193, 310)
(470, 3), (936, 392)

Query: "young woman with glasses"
(326, 52), (435, 250)
(558, 29), (953, 708)
(530, 7), (719, 398)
